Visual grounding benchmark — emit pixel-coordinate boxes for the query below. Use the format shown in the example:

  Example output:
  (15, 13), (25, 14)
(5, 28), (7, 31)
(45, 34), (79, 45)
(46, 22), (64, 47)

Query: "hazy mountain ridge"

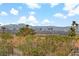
(0, 24), (71, 35)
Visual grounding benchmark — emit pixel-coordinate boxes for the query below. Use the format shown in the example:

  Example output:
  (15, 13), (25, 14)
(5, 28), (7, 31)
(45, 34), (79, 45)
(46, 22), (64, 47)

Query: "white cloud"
(26, 3), (41, 9)
(65, 0), (79, 4)
(18, 15), (38, 26)
(42, 19), (51, 26)
(50, 3), (59, 7)
(0, 11), (8, 16)
(74, 6), (79, 14)
(26, 12), (38, 26)
(63, 3), (78, 11)
(63, 3), (79, 16)
(67, 10), (75, 16)
(0, 22), (4, 26)
(68, 5), (79, 16)
(27, 15), (38, 25)
(54, 13), (67, 19)
(18, 16), (26, 23)
(10, 8), (19, 15)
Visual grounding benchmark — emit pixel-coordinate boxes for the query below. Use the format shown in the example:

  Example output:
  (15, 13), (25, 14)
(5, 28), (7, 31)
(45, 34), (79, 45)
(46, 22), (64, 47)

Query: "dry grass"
(15, 35), (74, 56)
(0, 34), (77, 56)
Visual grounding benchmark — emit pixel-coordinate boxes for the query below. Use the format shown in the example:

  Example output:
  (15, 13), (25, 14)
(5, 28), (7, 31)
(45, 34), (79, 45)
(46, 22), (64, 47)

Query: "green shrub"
(0, 32), (13, 40)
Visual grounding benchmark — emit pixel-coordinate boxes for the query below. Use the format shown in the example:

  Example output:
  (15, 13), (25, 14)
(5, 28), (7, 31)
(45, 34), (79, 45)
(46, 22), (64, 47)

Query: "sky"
(0, 3), (79, 26)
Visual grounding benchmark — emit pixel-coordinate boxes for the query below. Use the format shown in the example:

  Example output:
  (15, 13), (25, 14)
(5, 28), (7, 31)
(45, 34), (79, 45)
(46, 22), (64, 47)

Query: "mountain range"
(0, 24), (75, 35)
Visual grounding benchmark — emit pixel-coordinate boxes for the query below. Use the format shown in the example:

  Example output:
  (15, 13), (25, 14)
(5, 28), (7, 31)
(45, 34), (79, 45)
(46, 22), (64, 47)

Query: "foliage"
(68, 27), (76, 37)
(0, 40), (13, 55)
(0, 32), (13, 56)
(0, 23), (79, 55)
(68, 21), (78, 37)
(16, 27), (35, 37)
(0, 32), (13, 40)
(17, 35), (73, 56)
(0, 34), (76, 56)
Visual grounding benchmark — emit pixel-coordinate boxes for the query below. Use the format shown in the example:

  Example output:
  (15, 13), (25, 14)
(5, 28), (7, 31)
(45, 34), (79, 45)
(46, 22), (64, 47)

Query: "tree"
(69, 27), (76, 37)
(16, 25), (35, 36)
(69, 21), (78, 37)
(1, 26), (6, 33)
(26, 25), (29, 28)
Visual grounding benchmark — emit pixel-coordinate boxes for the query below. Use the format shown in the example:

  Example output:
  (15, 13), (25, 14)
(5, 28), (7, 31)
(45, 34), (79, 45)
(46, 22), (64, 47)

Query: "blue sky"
(0, 3), (79, 26)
